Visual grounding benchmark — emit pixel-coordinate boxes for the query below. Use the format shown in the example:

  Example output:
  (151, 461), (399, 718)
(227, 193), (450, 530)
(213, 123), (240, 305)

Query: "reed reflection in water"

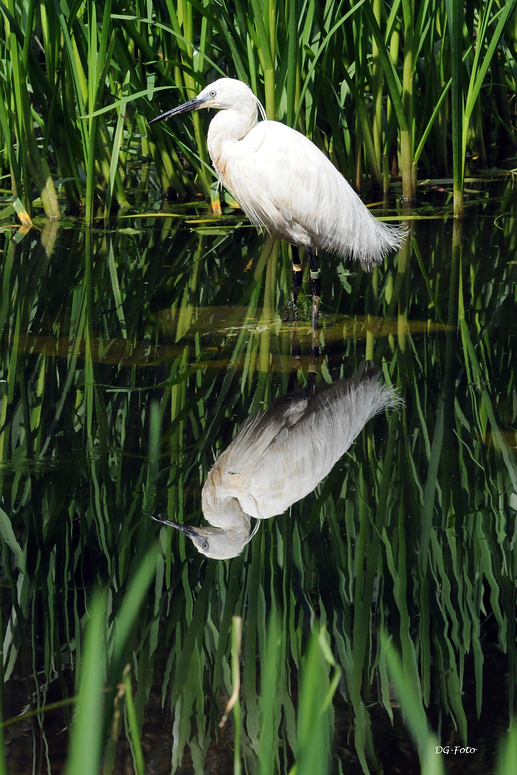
(1, 193), (516, 774)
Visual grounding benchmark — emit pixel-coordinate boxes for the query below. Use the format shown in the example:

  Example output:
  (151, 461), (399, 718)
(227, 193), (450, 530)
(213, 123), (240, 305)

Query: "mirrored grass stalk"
(63, 592), (107, 775)
(219, 616), (242, 774)
(258, 616), (281, 775)
(497, 723), (517, 775)
(381, 632), (445, 775)
(122, 666), (145, 775)
(62, 545), (159, 775)
(289, 628), (341, 775)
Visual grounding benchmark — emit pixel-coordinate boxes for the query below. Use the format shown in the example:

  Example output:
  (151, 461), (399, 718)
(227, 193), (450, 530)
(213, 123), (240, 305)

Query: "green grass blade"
(63, 591), (107, 775)
(381, 631), (445, 775)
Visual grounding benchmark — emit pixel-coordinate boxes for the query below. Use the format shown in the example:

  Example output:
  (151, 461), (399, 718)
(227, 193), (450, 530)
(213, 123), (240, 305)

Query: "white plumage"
(151, 362), (401, 559)
(150, 78), (404, 272)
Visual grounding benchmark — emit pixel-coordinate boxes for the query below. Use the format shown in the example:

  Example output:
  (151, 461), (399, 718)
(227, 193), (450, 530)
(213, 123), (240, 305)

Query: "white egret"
(151, 362), (401, 559)
(149, 78), (406, 330)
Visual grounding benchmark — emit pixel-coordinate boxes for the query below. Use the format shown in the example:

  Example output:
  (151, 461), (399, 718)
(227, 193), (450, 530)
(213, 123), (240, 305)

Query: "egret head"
(149, 513), (251, 560)
(149, 78), (265, 124)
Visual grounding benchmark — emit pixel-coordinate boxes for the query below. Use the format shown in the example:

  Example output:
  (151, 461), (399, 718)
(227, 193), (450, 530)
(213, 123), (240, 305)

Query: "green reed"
(0, 1), (516, 221)
(381, 632), (445, 775)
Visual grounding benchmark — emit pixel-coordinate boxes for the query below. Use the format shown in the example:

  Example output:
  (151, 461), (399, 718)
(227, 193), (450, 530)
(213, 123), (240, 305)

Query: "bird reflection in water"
(151, 361), (400, 559)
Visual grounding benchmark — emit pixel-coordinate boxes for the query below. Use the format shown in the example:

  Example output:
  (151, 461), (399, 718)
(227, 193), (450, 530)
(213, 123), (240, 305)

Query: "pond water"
(0, 180), (516, 774)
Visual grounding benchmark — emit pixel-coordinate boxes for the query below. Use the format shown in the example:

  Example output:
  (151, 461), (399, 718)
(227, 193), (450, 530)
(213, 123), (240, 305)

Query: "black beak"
(147, 512), (199, 538)
(148, 96), (207, 125)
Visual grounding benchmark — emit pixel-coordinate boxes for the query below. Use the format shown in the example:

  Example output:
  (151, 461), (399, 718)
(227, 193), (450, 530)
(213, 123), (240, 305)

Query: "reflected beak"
(148, 96), (208, 125)
(147, 512), (200, 538)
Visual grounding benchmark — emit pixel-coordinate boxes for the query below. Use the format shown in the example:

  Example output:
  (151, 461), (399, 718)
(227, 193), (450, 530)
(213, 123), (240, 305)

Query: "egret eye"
(209, 90), (216, 98)
(201, 540), (209, 551)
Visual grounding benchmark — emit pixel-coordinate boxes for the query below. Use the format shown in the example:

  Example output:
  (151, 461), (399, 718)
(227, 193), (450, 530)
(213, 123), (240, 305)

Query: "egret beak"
(148, 96), (208, 125)
(147, 512), (200, 538)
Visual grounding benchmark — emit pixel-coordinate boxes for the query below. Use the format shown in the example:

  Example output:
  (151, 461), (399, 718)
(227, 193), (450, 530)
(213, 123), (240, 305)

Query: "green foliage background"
(1, 0), (517, 221)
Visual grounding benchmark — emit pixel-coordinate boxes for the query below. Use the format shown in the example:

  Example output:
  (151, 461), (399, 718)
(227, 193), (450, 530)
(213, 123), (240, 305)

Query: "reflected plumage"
(152, 362), (401, 559)
(149, 78), (405, 328)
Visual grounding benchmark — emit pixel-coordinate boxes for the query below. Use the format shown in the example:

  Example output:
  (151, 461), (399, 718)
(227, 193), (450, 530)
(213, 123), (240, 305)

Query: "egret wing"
(232, 122), (403, 267)
(230, 121), (333, 246)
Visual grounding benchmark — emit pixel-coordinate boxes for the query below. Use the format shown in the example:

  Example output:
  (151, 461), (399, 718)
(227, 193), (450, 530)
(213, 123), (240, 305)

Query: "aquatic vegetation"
(0, 1), (516, 223)
(0, 187), (516, 771)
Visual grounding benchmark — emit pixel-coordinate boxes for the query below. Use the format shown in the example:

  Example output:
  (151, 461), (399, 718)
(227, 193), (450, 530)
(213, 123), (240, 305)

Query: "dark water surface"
(0, 182), (516, 773)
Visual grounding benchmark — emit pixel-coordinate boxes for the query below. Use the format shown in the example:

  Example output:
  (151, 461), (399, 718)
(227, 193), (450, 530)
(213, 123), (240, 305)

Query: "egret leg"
(291, 246), (304, 303)
(306, 245), (321, 333)
(283, 247), (304, 321)
(284, 246), (304, 321)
